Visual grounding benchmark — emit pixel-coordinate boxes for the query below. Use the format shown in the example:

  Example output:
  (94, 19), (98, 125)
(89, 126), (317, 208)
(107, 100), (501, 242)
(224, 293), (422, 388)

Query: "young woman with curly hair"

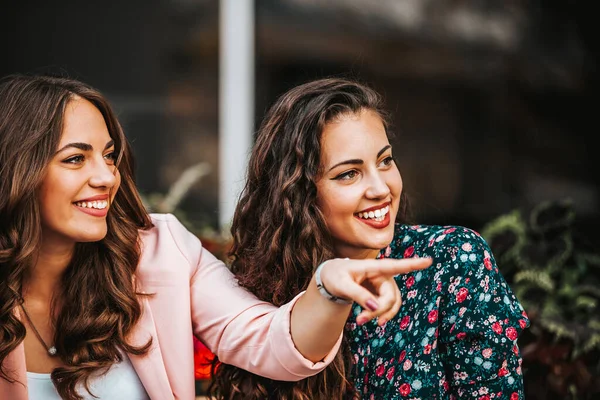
(209, 77), (529, 399)
(0, 74), (431, 400)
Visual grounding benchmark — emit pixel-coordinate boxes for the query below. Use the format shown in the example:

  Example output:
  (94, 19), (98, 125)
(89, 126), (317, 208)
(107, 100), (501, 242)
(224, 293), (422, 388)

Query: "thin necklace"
(19, 304), (58, 357)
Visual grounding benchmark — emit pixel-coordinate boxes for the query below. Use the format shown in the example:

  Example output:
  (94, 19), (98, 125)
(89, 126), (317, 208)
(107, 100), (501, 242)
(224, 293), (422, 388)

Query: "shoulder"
(142, 213), (197, 242)
(391, 224), (490, 259)
(137, 213), (203, 281)
(390, 224), (500, 290)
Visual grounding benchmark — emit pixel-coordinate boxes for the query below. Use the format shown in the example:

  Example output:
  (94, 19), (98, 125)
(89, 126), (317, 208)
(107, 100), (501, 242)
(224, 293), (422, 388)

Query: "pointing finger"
(357, 257), (432, 280)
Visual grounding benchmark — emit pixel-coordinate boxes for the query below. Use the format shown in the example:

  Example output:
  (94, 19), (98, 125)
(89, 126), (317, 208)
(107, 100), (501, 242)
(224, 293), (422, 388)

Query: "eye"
(333, 170), (359, 181)
(379, 156), (394, 168)
(104, 151), (117, 165)
(62, 155), (84, 164)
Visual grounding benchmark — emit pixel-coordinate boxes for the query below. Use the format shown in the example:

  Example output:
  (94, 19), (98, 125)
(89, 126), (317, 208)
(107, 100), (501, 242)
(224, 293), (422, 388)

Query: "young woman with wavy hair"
(0, 74), (432, 400)
(209, 77), (530, 399)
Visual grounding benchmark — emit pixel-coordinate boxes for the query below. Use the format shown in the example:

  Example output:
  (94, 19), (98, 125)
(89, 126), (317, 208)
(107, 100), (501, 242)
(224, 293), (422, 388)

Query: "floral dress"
(346, 224), (530, 399)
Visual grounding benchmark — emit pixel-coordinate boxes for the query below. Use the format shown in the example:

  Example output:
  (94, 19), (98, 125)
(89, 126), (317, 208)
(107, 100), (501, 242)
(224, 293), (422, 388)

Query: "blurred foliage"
(140, 161), (233, 264)
(481, 199), (600, 400)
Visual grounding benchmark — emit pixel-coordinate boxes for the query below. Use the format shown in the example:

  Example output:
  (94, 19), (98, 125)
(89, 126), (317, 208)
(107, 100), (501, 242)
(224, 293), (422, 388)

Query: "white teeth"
(74, 200), (108, 210)
(357, 205), (389, 220)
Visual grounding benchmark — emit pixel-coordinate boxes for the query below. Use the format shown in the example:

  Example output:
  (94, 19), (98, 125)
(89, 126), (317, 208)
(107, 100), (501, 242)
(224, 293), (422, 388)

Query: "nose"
(89, 158), (118, 189)
(365, 170), (390, 199)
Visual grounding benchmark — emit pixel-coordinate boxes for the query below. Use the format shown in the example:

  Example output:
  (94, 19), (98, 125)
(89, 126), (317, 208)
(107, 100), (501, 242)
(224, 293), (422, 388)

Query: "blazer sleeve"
(164, 214), (342, 381)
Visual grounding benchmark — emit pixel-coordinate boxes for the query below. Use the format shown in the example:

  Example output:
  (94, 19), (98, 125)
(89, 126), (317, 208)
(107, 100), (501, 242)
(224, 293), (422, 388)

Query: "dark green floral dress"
(346, 224), (529, 399)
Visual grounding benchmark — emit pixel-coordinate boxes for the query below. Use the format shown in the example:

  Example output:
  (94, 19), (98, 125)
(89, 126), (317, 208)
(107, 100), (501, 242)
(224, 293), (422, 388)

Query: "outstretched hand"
(319, 257), (432, 326)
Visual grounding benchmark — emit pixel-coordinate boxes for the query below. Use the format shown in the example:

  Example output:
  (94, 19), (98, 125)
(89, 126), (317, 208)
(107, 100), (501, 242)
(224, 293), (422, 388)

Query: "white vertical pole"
(218, 0), (255, 232)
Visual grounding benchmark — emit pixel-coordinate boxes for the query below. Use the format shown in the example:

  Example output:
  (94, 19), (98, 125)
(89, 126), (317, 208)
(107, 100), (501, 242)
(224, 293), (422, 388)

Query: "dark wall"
(2, 0), (597, 239)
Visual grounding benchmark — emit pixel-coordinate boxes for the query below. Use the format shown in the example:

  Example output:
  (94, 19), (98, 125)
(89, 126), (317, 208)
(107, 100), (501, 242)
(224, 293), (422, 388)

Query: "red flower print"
(404, 246), (415, 258)
(484, 257), (492, 270)
(399, 350), (406, 362)
(400, 315), (410, 330)
(513, 345), (519, 355)
(478, 396), (490, 400)
(399, 383), (411, 396)
(386, 366), (395, 381)
(456, 287), (468, 303)
(375, 364), (385, 377)
(492, 322), (503, 334)
(424, 344), (432, 354)
(506, 327), (518, 341)
(510, 393), (519, 400)
(428, 310), (438, 323)
(456, 332), (467, 340)
(498, 367), (509, 377)
(482, 348), (493, 358)
(444, 227), (456, 234)
(406, 276), (415, 288)
(518, 319), (528, 329)
(443, 381), (450, 391)
(436, 282), (442, 292)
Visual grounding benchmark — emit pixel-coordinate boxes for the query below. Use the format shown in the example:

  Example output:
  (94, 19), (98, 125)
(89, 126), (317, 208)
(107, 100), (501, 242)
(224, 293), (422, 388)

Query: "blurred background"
(2, 0), (598, 398)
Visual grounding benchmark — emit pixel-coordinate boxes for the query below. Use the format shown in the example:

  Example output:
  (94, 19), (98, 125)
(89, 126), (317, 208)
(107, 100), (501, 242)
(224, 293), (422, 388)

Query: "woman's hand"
(291, 256), (432, 362)
(319, 257), (432, 326)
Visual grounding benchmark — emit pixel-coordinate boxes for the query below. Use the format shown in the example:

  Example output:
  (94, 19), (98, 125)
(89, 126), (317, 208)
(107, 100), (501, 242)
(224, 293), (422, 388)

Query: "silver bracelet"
(314, 259), (353, 305)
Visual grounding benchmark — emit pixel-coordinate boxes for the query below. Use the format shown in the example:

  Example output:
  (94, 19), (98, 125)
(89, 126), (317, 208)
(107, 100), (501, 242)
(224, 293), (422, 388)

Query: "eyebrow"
(55, 140), (115, 155)
(326, 144), (392, 172)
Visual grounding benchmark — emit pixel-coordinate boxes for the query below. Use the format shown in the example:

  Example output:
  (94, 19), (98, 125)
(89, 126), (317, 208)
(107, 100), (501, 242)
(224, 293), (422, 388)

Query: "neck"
(23, 240), (75, 302)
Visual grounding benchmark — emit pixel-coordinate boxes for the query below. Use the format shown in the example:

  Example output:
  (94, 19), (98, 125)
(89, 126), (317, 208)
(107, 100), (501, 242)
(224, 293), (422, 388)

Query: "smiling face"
(38, 97), (120, 247)
(316, 109), (403, 260)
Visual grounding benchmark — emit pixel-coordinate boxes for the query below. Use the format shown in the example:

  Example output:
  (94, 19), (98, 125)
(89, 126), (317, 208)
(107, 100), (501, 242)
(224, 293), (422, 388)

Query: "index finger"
(357, 257), (432, 278)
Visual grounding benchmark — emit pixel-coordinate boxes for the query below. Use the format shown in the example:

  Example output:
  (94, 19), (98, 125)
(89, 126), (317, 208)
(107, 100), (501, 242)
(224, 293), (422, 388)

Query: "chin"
(75, 228), (109, 243)
(372, 232), (395, 248)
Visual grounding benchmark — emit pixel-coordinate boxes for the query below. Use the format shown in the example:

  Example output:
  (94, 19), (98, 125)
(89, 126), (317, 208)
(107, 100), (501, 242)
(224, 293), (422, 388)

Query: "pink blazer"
(0, 213), (341, 400)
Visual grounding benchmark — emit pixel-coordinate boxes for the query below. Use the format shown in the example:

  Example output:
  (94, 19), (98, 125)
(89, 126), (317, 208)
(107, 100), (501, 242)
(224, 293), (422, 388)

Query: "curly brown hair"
(208, 77), (411, 399)
(0, 74), (152, 400)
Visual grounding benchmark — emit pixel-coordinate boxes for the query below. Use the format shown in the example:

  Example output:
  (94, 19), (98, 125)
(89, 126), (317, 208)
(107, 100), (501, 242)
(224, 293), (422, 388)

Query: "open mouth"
(73, 200), (108, 210)
(356, 204), (390, 222)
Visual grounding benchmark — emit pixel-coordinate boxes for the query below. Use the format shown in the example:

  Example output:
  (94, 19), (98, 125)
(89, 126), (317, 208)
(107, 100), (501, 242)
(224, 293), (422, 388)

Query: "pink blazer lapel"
(127, 296), (174, 400)
(0, 341), (28, 400)
(1, 301), (174, 400)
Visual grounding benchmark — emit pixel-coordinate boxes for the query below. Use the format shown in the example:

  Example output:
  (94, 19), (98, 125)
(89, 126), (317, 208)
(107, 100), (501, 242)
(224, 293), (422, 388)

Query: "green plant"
(481, 199), (600, 399)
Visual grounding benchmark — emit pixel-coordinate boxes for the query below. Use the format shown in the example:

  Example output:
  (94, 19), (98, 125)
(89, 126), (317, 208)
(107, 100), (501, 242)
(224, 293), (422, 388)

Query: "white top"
(27, 353), (149, 400)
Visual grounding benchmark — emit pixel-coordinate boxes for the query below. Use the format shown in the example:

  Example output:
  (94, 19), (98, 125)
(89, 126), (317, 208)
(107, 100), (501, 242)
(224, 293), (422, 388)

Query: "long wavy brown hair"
(0, 74), (153, 400)
(208, 77), (411, 399)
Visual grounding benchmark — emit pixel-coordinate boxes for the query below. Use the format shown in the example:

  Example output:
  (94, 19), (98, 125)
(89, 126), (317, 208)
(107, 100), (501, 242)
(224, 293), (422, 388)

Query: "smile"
(73, 200), (109, 217)
(73, 200), (108, 209)
(356, 205), (389, 222)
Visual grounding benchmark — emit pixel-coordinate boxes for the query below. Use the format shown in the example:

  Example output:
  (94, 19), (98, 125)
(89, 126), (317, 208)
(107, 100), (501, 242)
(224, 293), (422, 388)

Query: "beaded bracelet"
(314, 259), (353, 305)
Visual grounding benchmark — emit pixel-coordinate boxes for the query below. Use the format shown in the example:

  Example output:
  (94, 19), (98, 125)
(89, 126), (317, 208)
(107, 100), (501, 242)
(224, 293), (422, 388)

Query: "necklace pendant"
(48, 346), (57, 356)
